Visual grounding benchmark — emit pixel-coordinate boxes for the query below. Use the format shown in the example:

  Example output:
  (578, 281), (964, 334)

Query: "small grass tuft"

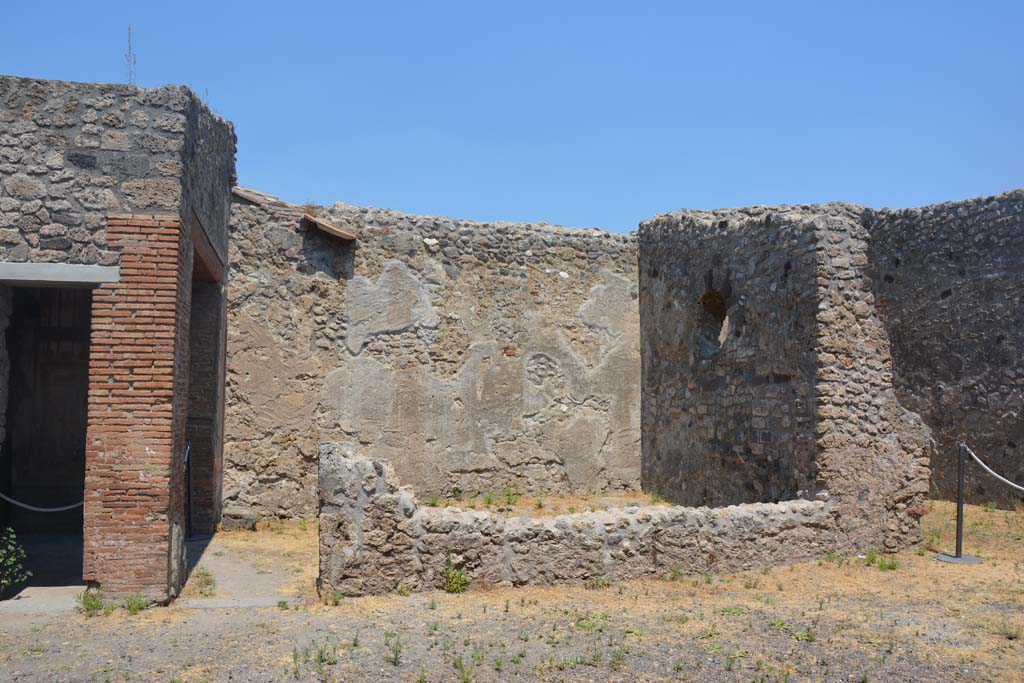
(502, 488), (519, 506)
(878, 556), (899, 571)
(76, 588), (105, 617)
(384, 630), (403, 666)
(122, 592), (151, 615)
(441, 552), (471, 594)
(194, 567), (217, 596)
(991, 619), (1022, 640)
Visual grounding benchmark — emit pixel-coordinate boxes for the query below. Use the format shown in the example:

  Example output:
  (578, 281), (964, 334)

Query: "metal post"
(935, 442), (982, 564)
(955, 443), (965, 558)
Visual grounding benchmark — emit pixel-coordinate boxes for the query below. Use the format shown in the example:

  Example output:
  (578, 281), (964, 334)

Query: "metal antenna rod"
(125, 25), (137, 86)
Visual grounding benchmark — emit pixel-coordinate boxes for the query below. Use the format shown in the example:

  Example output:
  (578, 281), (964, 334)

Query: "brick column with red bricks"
(83, 214), (193, 600)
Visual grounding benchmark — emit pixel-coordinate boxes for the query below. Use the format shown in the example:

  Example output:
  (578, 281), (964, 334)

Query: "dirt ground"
(1, 500), (1022, 683)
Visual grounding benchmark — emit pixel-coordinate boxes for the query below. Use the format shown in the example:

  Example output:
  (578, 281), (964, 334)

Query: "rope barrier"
(962, 443), (1024, 493)
(0, 491), (84, 513)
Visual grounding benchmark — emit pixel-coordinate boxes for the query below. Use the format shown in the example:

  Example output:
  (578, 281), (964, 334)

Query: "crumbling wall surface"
(225, 196), (641, 526)
(866, 191), (1024, 506)
(638, 204), (931, 552)
(318, 445), (832, 597)
(813, 213), (932, 551)
(0, 75), (235, 265)
(638, 207), (825, 507)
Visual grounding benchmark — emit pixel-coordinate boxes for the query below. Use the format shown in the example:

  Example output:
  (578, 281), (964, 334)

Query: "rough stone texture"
(0, 76), (236, 599)
(812, 212), (933, 550)
(639, 205), (825, 506)
(639, 205), (932, 552)
(318, 445), (834, 597)
(867, 191), (1024, 506)
(0, 75), (236, 267)
(224, 194), (640, 526)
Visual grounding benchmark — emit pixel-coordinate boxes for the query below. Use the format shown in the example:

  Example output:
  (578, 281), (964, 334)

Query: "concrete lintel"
(0, 262), (120, 287)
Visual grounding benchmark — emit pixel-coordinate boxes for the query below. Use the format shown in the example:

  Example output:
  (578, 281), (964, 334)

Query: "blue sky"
(4, 1), (1021, 232)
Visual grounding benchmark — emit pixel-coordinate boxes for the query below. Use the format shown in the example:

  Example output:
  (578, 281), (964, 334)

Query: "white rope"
(962, 443), (1024, 493)
(0, 491), (84, 513)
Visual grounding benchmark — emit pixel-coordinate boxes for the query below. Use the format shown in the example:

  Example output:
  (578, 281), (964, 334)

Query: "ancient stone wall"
(0, 76), (234, 266)
(639, 205), (932, 552)
(867, 191), (1024, 506)
(0, 76), (235, 598)
(811, 212), (932, 551)
(638, 207), (823, 506)
(318, 444), (833, 597)
(225, 195), (641, 526)
(181, 99), (235, 262)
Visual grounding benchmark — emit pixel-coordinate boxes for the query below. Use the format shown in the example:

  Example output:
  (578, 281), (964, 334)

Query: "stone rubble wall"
(811, 212), (932, 551)
(638, 206), (825, 506)
(866, 191), (1024, 506)
(225, 196), (641, 527)
(318, 444), (834, 597)
(638, 204), (932, 552)
(0, 76), (235, 266)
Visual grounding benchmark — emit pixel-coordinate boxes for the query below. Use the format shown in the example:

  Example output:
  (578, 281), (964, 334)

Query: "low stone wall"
(318, 444), (834, 597)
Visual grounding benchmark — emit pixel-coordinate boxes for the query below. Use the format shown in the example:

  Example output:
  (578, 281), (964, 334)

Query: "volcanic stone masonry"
(639, 194), (1024, 535)
(0, 76), (235, 599)
(866, 192), (1024, 506)
(2, 75), (1022, 599)
(224, 192), (641, 528)
(318, 443), (833, 597)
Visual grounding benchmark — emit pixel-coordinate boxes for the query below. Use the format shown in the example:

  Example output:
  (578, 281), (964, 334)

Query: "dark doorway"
(1, 287), (91, 586)
(185, 274), (225, 540)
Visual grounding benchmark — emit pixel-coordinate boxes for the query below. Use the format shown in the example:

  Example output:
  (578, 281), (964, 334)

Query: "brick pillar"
(83, 214), (191, 600)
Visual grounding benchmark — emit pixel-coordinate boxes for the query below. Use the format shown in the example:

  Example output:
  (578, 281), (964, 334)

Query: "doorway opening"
(1, 286), (91, 587)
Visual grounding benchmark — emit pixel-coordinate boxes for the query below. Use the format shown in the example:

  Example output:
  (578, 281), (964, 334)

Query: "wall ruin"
(4, 74), (1021, 602)
(0, 76), (235, 599)
(318, 444), (832, 597)
(639, 205), (933, 552)
(639, 206), (824, 507)
(224, 194), (640, 527)
(865, 191), (1024, 506)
